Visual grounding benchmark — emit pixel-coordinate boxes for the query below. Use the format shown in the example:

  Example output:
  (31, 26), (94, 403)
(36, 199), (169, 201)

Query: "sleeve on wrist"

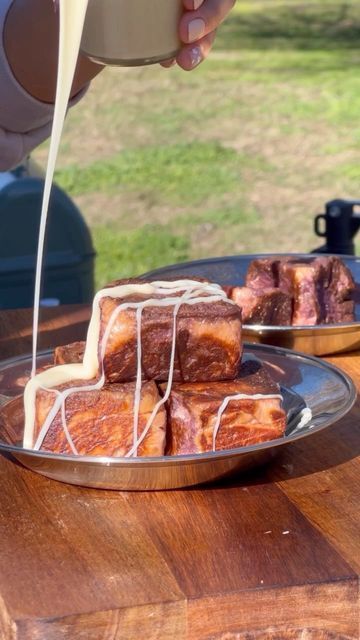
(0, 0), (87, 135)
(0, 122), (54, 171)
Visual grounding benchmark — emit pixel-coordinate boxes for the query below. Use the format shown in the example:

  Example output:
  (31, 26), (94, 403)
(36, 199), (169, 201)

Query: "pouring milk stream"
(31, 0), (89, 378)
(32, 0), (182, 379)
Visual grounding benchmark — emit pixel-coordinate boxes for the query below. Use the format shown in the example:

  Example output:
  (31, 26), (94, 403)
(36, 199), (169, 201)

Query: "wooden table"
(0, 306), (359, 640)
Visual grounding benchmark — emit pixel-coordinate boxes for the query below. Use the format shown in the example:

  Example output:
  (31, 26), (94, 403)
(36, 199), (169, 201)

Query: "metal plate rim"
(0, 342), (356, 467)
(143, 252), (360, 332)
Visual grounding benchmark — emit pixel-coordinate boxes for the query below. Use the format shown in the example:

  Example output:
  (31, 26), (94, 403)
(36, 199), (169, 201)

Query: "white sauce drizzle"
(133, 305), (144, 458)
(124, 285), (198, 457)
(25, 278), (290, 455)
(26, 1), (289, 457)
(211, 392), (283, 451)
(60, 395), (78, 455)
(24, 281), (235, 453)
(296, 407), (313, 430)
(37, 384), (78, 454)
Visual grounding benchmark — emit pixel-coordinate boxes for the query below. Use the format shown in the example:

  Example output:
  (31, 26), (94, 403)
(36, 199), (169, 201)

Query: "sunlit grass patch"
(93, 224), (190, 288)
(216, 0), (360, 52)
(55, 142), (241, 206)
(329, 161), (360, 190)
(175, 204), (259, 229)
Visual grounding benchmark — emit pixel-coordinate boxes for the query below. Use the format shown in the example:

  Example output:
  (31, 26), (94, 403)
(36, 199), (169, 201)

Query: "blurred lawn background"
(34, 0), (360, 289)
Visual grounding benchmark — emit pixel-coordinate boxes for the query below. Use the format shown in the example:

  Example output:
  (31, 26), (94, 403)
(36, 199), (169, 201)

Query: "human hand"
(162, 0), (235, 70)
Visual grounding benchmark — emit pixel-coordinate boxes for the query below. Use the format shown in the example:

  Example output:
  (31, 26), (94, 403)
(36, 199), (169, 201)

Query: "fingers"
(161, 0), (234, 71)
(180, 0), (235, 44)
(160, 58), (177, 68)
(182, 0), (206, 10)
(176, 30), (216, 71)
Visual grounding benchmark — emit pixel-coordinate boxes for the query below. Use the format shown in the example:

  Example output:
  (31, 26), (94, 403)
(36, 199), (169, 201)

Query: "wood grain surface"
(0, 307), (358, 640)
(0, 305), (90, 361)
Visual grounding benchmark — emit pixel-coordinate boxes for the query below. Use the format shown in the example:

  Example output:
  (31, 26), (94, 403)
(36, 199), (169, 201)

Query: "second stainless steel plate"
(144, 254), (360, 355)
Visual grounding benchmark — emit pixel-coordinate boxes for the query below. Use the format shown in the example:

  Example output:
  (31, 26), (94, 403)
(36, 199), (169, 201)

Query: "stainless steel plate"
(143, 254), (360, 356)
(0, 344), (355, 490)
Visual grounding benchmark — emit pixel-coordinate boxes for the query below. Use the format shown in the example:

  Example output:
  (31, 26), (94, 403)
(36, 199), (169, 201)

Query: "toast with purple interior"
(27, 380), (166, 457)
(231, 286), (292, 325)
(164, 359), (286, 455)
(54, 279), (242, 383)
(242, 256), (355, 326)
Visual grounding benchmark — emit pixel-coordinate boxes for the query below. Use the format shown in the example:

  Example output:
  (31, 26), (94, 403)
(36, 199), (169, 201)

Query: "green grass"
(55, 142), (242, 205)
(34, 0), (360, 289)
(93, 224), (190, 285)
(331, 161), (360, 185)
(175, 204), (259, 229)
(216, 0), (360, 52)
